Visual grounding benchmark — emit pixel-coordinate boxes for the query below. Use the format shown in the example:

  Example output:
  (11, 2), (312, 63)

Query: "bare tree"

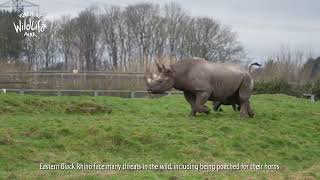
(256, 46), (313, 83)
(152, 16), (168, 60)
(57, 16), (75, 70)
(164, 2), (186, 62)
(73, 8), (102, 70)
(125, 3), (160, 71)
(23, 36), (39, 70)
(101, 6), (122, 70)
(38, 20), (58, 69)
(3, 2), (247, 72)
(180, 17), (243, 62)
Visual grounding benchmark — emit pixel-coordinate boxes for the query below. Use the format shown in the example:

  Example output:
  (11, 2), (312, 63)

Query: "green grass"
(0, 93), (319, 179)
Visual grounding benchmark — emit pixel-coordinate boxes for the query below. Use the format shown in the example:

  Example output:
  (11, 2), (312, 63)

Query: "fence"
(0, 71), (146, 90)
(0, 71), (316, 101)
(1, 88), (183, 98)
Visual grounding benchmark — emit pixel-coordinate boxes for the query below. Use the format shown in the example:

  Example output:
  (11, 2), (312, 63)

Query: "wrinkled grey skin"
(212, 62), (261, 112)
(146, 58), (256, 118)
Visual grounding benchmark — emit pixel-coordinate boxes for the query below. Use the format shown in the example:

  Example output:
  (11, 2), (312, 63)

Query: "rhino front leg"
(195, 92), (210, 114)
(238, 74), (254, 118)
(184, 92), (196, 116)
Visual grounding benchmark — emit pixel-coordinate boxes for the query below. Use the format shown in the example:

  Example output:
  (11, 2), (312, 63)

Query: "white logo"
(13, 12), (47, 37)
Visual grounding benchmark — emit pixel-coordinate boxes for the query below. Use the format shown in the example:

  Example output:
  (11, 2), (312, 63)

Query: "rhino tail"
(248, 62), (261, 73)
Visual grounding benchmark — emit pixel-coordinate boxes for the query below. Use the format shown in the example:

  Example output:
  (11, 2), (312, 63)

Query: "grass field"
(0, 93), (319, 179)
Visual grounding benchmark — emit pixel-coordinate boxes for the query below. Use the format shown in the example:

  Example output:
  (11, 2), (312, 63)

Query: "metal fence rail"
(0, 71), (145, 76)
(0, 71), (146, 90)
(0, 88), (316, 102)
(2, 89), (183, 98)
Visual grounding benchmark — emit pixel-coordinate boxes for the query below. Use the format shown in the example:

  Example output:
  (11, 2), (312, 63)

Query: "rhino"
(212, 62), (261, 112)
(145, 58), (257, 118)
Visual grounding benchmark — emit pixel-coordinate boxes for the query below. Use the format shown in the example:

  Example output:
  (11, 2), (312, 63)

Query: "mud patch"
(66, 102), (112, 114)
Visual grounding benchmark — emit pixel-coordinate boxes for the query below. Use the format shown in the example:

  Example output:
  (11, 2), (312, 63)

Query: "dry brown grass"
(254, 47), (313, 84)
(0, 63), (28, 72)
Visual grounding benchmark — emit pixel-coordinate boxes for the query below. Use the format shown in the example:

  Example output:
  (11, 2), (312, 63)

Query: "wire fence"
(1, 88), (183, 98)
(0, 71), (316, 101)
(0, 71), (146, 90)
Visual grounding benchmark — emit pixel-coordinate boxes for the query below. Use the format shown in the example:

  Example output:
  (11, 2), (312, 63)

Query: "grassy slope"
(0, 94), (319, 179)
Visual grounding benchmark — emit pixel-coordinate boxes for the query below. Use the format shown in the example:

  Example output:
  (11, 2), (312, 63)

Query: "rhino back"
(172, 59), (247, 100)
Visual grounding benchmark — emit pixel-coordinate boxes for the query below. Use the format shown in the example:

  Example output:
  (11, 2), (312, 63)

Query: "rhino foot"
(189, 110), (196, 117)
(204, 109), (210, 114)
(248, 110), (255, 118)
(240, 112), (249, 119)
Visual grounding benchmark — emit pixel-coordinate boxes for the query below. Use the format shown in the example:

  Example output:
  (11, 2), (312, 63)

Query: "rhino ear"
(164, 66), (175, 77)
(156, 63), (163, 72)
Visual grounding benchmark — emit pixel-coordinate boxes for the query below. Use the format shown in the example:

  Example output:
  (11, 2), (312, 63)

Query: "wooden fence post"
(94, 91), (98, 97)
(130, 91), (135, 98)
(303, 93), (315, 102)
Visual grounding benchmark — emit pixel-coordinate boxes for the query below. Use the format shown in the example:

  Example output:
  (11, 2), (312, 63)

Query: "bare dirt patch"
(65, 102), (112, 114)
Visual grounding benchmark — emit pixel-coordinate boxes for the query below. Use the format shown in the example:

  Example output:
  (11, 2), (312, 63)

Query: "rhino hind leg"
(239, 101), (254, 118)
(247, 102), (255, 117)
(213, 101), (223, 111)
(195, 92), (210, 114)
(240, 102), (249, 118)
(238, 74), (254, 118)
(232, 104), (237, 111)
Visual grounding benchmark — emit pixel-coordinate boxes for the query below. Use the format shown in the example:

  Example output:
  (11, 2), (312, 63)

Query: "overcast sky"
(18, 0), (320, 60)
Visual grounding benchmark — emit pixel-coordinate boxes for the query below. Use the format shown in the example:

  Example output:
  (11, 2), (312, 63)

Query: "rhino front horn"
(156, 63), (162, 72)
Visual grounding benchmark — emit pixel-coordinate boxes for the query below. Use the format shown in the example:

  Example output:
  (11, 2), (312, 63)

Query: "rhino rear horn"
(162, 64), (166, 70)
(156, 63), (163, 72)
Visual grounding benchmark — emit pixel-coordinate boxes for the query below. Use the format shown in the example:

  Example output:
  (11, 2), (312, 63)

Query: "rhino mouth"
(147, 88), (163, 94)
(145, 73), (160, 93)
(147, 88), (153, 93)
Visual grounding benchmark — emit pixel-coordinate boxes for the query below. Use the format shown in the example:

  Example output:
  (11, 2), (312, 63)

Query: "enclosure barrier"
(303, 94), (315, 102)
(3, 89), (183, 98)
(0, 71), (146, 90)
(1, 88), (316, 101)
